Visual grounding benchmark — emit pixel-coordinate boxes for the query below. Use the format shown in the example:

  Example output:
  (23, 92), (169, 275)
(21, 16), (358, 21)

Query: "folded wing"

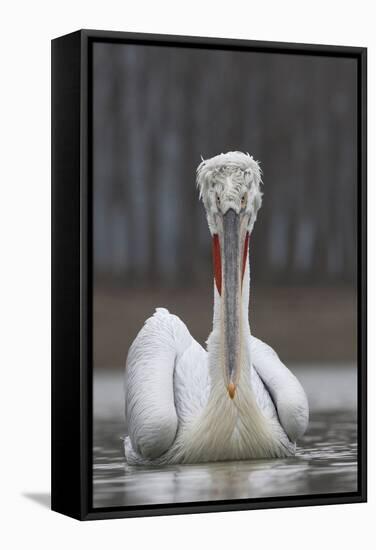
(124, 308), (193, 459)
(250, 336), (309, 442)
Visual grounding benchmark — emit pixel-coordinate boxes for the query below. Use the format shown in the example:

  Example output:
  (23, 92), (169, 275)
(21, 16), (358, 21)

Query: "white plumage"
(124, 152), (309, 465)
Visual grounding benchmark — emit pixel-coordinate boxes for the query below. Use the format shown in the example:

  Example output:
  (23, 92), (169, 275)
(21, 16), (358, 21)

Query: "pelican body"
(124, 151), (309, 465)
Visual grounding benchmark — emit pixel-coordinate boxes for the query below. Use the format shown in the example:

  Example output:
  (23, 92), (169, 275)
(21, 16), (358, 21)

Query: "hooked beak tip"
(228, 383), (236, 399)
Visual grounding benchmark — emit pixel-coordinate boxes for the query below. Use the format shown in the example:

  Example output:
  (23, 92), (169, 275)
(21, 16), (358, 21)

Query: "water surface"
(93, 366), (357, 508)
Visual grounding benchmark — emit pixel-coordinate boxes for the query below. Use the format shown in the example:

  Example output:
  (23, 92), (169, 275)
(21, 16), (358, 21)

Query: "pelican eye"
(241, 194), (247, 207)
(216, 194), (221, 206)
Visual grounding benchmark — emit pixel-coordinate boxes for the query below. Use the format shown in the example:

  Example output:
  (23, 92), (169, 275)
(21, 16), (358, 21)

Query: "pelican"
(124, 151), (308, 465)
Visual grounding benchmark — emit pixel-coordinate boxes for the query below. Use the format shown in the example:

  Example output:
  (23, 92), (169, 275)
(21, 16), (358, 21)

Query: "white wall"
(0, 1), (373, 549)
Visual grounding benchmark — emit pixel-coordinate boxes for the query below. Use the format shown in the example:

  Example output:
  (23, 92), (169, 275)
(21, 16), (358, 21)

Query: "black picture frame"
(51, 29), (367, 521)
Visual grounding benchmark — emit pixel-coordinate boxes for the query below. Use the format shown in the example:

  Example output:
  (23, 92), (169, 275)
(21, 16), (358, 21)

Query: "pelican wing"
(125, 308), (197, 460)
(250, 336), (309, 442)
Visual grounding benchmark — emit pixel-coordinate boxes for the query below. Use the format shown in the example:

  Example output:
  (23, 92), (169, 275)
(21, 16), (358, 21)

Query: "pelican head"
(197, 151), (262, 399)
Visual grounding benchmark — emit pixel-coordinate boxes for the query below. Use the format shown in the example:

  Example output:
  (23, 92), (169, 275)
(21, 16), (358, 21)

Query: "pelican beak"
(221, 209), (249, 399)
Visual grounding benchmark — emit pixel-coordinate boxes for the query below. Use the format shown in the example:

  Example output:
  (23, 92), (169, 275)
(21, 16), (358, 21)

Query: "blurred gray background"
(92, 42), (357, 369)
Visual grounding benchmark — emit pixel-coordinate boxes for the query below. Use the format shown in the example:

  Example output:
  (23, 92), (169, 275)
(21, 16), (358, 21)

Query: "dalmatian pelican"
(124, 151), (309, 465)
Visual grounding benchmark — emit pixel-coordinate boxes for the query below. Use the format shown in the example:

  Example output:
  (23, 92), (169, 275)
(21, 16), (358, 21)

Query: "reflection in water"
(93, 410), (357, 508)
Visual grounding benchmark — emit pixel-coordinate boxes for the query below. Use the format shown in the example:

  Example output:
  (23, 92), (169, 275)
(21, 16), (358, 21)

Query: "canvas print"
(92, 42), (358, 508)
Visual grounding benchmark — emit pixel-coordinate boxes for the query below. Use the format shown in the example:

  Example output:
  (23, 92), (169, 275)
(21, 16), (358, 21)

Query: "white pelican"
(124, 151), (309, 465)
